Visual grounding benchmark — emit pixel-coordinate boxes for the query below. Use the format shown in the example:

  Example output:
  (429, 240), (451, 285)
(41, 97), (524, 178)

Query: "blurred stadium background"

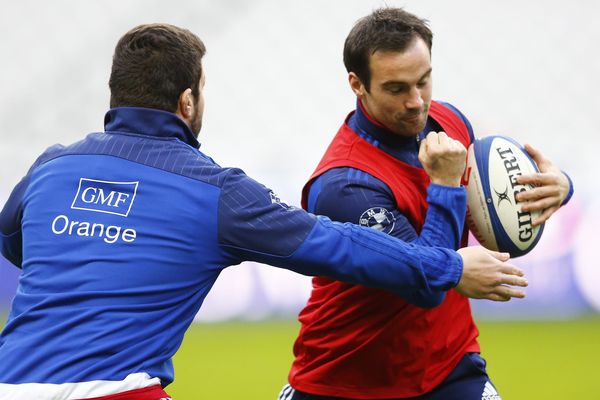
(1, 0), (598, 398)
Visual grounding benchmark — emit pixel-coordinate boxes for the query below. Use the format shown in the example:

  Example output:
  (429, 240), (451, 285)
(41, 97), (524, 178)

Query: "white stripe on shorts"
(0, 372), (160, 400)
(278, 383), (295, 400)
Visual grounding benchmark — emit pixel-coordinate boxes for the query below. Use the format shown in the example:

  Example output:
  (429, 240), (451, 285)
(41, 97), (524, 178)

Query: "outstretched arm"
(215, 169), (527, 301)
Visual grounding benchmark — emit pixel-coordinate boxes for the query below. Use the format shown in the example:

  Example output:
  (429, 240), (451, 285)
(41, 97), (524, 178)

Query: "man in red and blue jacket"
(283, 8), (573, 400)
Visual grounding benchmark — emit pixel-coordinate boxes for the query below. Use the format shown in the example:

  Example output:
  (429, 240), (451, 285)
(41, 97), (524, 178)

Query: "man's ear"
(348, 72), (366, 98)
(176, 88), (194, 119)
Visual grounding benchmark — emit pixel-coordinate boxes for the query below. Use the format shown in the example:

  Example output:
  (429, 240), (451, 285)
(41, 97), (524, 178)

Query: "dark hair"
(109, 23), (206, 112)
(343, 8), (433, 91)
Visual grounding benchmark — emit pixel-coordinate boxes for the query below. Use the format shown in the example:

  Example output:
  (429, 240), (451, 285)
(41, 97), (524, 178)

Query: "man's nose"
(405, 87), (424, 109)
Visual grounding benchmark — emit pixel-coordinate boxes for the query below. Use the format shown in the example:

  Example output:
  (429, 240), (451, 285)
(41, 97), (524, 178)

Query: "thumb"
(524, 143), (544, 165)
(418, 137), (428, 164)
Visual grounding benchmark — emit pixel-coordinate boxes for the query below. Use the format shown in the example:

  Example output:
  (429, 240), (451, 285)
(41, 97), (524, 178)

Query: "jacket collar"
(104, 107), (200, 149)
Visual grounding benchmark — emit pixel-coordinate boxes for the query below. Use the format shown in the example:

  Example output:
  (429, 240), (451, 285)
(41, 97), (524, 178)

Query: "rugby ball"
(464, 135), (544, 257)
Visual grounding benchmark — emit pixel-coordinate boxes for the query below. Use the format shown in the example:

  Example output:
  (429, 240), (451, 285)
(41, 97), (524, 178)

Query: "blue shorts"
(279, 353), (501, 400)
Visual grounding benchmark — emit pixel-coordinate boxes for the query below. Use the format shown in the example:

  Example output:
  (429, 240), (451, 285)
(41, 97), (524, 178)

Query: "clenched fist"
(419, 131), (467, 187)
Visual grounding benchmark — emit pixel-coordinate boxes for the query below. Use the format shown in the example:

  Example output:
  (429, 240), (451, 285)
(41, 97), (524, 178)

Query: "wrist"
(452, 249), (465, 288)
(560, 171), (574, 206)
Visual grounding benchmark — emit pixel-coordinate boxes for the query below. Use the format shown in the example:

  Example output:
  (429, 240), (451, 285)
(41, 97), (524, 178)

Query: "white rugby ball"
(464, 135), (544, 257)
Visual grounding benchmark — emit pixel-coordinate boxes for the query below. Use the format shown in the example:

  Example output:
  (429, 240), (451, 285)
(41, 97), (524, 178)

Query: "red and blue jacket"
(290, 100), (479, 398)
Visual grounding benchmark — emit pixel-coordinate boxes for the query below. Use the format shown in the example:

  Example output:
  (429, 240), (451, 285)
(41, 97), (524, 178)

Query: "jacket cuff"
(561, 171), (574, 206)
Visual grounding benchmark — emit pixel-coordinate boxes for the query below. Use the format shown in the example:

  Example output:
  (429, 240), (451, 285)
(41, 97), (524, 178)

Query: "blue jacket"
(0, 107), (462, 386)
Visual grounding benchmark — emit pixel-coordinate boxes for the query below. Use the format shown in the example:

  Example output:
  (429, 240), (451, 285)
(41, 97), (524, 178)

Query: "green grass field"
(167, 317), (600, 399)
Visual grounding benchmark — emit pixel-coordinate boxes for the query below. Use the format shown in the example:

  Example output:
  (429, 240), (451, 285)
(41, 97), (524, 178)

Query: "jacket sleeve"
(0, 176), (30, 268)
(1, 144), (65, 268)
(216, 168), (463, 295)
(561, 172), (574, 206)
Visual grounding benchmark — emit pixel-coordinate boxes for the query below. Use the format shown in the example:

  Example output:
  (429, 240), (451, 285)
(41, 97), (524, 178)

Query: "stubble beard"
(191, 109), (202, 136)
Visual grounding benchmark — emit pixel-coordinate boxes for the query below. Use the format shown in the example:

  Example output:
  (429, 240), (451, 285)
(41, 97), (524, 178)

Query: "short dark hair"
(343, 8), (433, 91)
(109, 23), (206, 112)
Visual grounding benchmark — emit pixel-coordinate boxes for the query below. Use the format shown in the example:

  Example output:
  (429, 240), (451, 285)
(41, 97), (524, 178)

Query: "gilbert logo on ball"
(463, 135), (544, 257)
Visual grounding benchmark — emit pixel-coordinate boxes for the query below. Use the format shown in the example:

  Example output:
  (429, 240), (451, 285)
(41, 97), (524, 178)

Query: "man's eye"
(387, 87), (405, 94)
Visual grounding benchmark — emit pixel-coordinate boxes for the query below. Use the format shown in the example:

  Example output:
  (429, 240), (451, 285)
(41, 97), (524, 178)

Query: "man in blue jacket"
(0, 24), (526, 400)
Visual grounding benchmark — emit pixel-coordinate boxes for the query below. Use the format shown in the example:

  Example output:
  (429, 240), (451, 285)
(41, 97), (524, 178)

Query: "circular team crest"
(359, 207), (395, 234)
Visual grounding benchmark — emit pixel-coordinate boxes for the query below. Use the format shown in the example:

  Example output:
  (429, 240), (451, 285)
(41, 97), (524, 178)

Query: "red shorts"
(76, 385), (171, 400)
